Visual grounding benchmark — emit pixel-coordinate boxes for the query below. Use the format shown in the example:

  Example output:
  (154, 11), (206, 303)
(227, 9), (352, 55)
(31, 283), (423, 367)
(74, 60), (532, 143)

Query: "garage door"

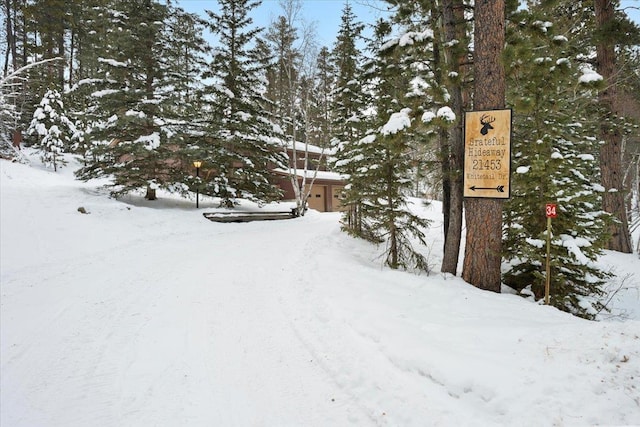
(305, 185), (326, 212)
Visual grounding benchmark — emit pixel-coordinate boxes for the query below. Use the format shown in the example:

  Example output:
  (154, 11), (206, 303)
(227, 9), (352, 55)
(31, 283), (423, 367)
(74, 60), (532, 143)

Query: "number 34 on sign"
(546, 203), (558, 218)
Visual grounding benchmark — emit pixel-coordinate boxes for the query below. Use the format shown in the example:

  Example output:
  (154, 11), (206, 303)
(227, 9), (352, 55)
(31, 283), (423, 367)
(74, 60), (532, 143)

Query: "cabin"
(103, 136), (348, 211)
(275, 142), (347, 213)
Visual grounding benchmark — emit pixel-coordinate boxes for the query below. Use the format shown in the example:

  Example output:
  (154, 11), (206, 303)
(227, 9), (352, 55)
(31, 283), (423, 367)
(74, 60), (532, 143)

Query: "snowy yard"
(1, 154), (639, 426)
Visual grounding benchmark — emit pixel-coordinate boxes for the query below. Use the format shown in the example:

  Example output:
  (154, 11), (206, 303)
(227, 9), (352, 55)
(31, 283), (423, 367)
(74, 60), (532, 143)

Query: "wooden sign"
(463, 109), (512, 199)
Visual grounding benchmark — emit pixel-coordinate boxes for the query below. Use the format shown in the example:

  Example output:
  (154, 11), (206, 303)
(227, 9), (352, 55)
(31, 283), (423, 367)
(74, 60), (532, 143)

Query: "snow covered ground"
(2, 152), (639, 426)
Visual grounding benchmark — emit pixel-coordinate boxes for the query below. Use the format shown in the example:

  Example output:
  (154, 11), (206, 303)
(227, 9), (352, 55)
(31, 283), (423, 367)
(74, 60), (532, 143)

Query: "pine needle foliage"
(27, 89), (77, 171)
(330, 1), (368, 230)
(74, 1), (208, 200)
(503, 6), (613, 319)
(201, 0), (287, 207)
(337, 20), (432, 272)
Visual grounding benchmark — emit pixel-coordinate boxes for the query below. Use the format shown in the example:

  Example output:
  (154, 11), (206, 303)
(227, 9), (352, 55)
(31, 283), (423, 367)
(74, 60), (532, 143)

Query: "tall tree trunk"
(594, 0), (633, 253)
(386, 160), (398, 269)
(462, 0), (505, 292)
(441, 0), (466, 275)
(430, 2), (452, 251)
(440, 124), (452, 239)
(57, 15), (64, 87)
(3, 0), (17, 76)
(20, 0), (27, 67)
(68, 26), (74, 86)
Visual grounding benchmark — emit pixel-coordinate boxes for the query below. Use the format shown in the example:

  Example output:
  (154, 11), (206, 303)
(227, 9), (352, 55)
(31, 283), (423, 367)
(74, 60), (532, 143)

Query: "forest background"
(1, 0), (639, 319)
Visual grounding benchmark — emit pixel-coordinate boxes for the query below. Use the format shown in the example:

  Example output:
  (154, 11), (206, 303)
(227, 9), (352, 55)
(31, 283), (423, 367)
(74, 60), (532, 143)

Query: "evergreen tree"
(336, 19), (433, 271)
(0, 62), (48, 161)
(75, 0), (205, 200)
(594, 0), (639, 253)
(21, 0), (67, 95)
(265, 14), (300, 137)
(439, 0), (472, 275)
(27, 89), (77, 171)
(379, 0), (469, 272)
(330, 1), (367, 231)
(66, 0), (113, 86)
(65, 0), (120, 161)
(157, 5), (210, 199)
(503, 7), (613, 318)
(2, 0), (70, 146)
(460, 0), (507, 293)
(202, 0), (287, 207)
(2, 0), (26, 149)
(310, 46), (336, 149)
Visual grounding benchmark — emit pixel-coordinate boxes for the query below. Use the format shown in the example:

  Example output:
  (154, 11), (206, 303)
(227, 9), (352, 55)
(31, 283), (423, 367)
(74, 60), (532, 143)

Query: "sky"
(177, 0), (640, 50)
(620, 0), (640, 25)
(177, 0), (387, 48)
(622, 0), (640, 24)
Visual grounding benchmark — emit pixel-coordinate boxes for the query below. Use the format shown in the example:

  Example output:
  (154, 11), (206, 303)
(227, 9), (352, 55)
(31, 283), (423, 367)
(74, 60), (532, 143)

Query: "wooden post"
(544, 203), (557, 305)
(545, 215), (551, 305)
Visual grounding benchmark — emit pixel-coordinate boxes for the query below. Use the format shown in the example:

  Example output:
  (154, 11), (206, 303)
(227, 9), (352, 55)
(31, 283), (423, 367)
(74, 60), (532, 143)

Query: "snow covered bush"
(27, 90), (77, 172)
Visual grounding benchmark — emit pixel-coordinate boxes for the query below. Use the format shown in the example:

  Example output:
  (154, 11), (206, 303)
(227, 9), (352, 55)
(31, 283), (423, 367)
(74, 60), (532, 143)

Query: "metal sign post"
(545, 203), (557, 305)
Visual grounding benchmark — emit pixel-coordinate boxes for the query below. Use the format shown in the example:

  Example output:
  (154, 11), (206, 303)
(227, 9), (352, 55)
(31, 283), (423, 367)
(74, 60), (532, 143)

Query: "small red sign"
(546, 203), (558, 218)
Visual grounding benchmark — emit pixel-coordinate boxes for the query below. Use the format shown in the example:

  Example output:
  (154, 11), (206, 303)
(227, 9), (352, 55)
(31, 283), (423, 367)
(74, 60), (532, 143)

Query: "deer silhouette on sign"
(480, 114), (495, 135)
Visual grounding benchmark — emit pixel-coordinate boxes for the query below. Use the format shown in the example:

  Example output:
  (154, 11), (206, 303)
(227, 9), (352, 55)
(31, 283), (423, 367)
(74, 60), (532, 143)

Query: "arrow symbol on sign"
(470, 185), (505, 192)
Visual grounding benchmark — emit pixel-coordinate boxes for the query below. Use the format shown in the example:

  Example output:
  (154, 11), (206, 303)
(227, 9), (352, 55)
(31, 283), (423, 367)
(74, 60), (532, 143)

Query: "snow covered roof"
(274, 168), (346, 182)
(285, 141), (336, 156)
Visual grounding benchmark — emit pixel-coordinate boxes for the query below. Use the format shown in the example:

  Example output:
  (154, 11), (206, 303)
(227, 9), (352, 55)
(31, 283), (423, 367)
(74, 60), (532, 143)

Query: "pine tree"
(382, 0), (471, 273)
(27, 89), (77, 171)
(330, 1), (367, 231)
(461, 0), (506, 292)
(265, 14), (300, 137)
(503, 7), (613, 318)
(594, 0), (637, 253)
(74, 0), (207, 200)
(201, 0), (287, 207)
(157, 5), (210, 200)
(1, 59), (63, 160)
(310, 47), (335, 149)
(381, 0), (441, 181)
(22, 0), (67, 94)
(2, 0), (24, 151)
(439, 0), (472, 275)
(337, 19), (432, 271)
(2, 0), (70, 147)
(64, 0), (117, 162)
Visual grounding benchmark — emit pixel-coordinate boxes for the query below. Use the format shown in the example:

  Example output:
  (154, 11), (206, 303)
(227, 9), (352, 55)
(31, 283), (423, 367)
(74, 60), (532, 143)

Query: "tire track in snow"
(2, 213), (366, 426)
(276, 216), (403, 426)
(279, 217), (484, 426)
(190, 217), (368, 426)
